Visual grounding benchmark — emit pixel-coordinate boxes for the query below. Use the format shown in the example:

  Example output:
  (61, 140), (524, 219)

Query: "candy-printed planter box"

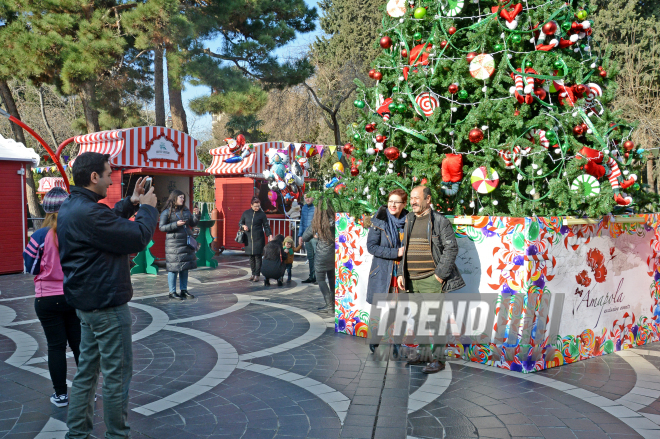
(335, 213), (660, 372)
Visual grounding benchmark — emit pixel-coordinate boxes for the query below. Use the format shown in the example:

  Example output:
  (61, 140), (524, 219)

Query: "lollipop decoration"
(571, 175), (601, 197)
(471, 166), (499, 194)
(386, 0), (406, 17)
(440, 0), (465, 17)
(469, 54), (496, 79)
(414, 92), (439, 117)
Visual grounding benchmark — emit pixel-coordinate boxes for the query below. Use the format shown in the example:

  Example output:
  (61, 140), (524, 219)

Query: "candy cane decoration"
(525, 128), (557, 150)
(584, 83), (602, 114)
(498, 145), (530, 169)
(511, 68), (543, 104)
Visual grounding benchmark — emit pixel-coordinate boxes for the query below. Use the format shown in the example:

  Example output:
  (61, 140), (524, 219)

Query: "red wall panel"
(0, 161), (27, 274)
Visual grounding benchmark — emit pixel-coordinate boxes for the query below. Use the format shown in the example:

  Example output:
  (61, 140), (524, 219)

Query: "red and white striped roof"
(70, 127), (205, 171)
(37, 177), (67, 194)
(207, 141), (309, 176)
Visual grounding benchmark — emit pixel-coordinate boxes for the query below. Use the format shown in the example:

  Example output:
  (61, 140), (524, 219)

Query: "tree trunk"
(166, 47), (188, 133)
(0, 80), (43, 228)
(0, 80), (26, 144)
(331, 113), (342, 146)
(79, 80), (100, 133)
(647, 157), (656, 194)
(154, 46), (166, 127)
(38, 86), (58, 148)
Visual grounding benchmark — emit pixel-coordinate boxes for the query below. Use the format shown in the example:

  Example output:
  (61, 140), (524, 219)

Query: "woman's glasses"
(388, 201), (404, 205)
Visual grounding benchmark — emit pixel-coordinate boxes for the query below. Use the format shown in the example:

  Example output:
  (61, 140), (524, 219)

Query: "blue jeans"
(66, 303), (133, 439)
(168, 270), (188, 292)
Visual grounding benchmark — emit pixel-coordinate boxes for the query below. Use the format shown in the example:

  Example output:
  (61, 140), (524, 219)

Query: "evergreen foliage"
(310, 0), (659, 219)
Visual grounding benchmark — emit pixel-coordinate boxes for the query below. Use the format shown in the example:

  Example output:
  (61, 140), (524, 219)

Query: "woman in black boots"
(159, 190), (200, 300)
(302, 203), (335, 310)
(239, 197), (273, 282)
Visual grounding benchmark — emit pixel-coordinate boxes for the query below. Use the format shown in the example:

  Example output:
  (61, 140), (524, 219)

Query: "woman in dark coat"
(366, 189), (408, 353)
(261, 235), (286, 286)
(159, 190), (200, 300)
(239, 197), (273, 282)
(302, 203), (335, 310)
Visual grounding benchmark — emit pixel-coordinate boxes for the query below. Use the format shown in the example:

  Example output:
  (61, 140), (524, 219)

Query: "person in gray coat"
(159, 190), (200, 300)
(302, 203), (335, 311)
(239, 197), (273, 282)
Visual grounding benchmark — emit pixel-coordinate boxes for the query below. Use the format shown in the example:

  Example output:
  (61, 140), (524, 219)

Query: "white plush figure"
(286, 200), (301, 219)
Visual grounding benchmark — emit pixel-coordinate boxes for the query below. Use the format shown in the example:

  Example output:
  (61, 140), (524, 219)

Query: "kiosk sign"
(141, 133), (183, 165)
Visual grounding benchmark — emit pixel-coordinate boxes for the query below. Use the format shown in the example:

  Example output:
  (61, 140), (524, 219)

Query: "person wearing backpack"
(23, 187), (81, 408)
(159, 190), (200, 300)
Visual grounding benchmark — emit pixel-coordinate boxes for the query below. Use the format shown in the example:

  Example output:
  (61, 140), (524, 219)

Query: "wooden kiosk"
(206, 141), (314, 251)
(69, 127), (207, 259)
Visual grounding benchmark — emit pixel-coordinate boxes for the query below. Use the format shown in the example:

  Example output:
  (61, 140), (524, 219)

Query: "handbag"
(176, 212), (200, 251)
(235, 229), (247, 244)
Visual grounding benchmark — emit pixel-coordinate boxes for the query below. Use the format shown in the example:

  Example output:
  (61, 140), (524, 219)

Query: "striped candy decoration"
(571, 174), (601, 197)
(441, 0), (465, 17)
(414, 92), (439, 117)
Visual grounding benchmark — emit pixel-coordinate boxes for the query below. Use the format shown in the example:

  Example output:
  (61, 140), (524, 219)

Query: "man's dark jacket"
(400, 210), (466, 293)
(57, 186), (158, 311)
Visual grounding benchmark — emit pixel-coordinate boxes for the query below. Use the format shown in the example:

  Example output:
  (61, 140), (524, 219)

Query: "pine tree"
(311, 0), (658, 218)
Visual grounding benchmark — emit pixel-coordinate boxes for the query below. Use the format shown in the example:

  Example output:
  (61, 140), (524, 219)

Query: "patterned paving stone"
(0, 253), (659, 438)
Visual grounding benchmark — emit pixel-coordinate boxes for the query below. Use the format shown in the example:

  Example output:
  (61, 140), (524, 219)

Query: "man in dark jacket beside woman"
(298, 195), (317, 284)
(239, 197), (273, 282)
(396, 186), (465, 374)
(58, 152), (158, 439)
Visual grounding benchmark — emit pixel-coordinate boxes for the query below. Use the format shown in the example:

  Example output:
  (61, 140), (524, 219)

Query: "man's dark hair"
(413, 185), (432, 200)
(72, 152), (111, 187)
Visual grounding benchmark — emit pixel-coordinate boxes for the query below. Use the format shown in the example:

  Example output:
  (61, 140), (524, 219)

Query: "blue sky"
(181, 0), (323, 140)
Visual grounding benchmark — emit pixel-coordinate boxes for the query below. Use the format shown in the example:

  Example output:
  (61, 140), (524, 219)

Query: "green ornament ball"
(511, 34), (522, 44)
(427, 36), (435, 44)
(562, 22), (572, 31)
(354, 100), (365, 109)
(576, 10), (588, 20)
(524, 60), (533, 68)
(494, 43), (503, 51)
(392, 86), (399, 93)
(353, 133), (360, 140)
(413, 7), (427, 19)
(633, 183), (640, 190)
(396, 103), (407, 112)
(388, 103), (397, 112)
(413, 32), (422, 41)
(458, 90), (468, 99)
(553, 60), (564, 69)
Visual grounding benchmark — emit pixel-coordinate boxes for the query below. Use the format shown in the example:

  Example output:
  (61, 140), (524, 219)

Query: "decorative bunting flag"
(329, 145), (337, 154)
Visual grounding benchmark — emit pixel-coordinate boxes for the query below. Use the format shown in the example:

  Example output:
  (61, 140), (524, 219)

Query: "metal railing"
(268, 218), (306, 256)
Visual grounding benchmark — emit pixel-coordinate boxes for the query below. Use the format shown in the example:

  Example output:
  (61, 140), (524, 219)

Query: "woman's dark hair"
(72, 152), (111, 187)
(311, 202), (335, 243)
(162, 189), (186, 214)
(387, 189), (408, 205)
(263, 235), (285, 261)
(250, 196), (260, 205)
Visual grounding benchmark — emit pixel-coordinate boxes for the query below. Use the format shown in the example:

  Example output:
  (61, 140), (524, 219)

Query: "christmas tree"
(131, 240), (159, 275)
(195, 204), (218, 269)
(311, 0), (658, 218)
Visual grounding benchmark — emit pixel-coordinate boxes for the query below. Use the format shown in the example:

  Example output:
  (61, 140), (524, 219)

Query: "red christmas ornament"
(542, 21), (558, 35)
(421, 178), (428, 185)
(365, 123), (375, 133)
(448, 26), (457, 35)
(573, 125), (585, 136)
(468, 128), (484, 143)
(380, 36), (393, 49)
(597, 66), (603, 71)
(625, 152), (630, 159)
(448, 84), (458, 94)
(373, 71), (383, 81)
(384, 146), (400, 161)
(350, 166), (359, 176)
(576, 84), (587, 94)
(342, 143), (354, 155)
(466, 52), (477, 63)
(375, 134), (385, 143)
(599, 70), (607, 78)
(581, 123), (588, 131)
(368, 69), (376, 78)
(439, 40), (448, 49)
(624, 140), (635, 151)
(401, 49), (408, 58)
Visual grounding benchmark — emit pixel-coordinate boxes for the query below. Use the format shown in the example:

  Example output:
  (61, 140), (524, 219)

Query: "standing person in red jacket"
(23, 187), (81, 408)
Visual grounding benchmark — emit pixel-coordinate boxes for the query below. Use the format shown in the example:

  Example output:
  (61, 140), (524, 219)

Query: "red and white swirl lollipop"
(469, 54), (496, 80)
(414, 92), (439, 117)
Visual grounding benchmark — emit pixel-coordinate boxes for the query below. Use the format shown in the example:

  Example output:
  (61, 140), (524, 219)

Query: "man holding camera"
(58, 152), (158, 438)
